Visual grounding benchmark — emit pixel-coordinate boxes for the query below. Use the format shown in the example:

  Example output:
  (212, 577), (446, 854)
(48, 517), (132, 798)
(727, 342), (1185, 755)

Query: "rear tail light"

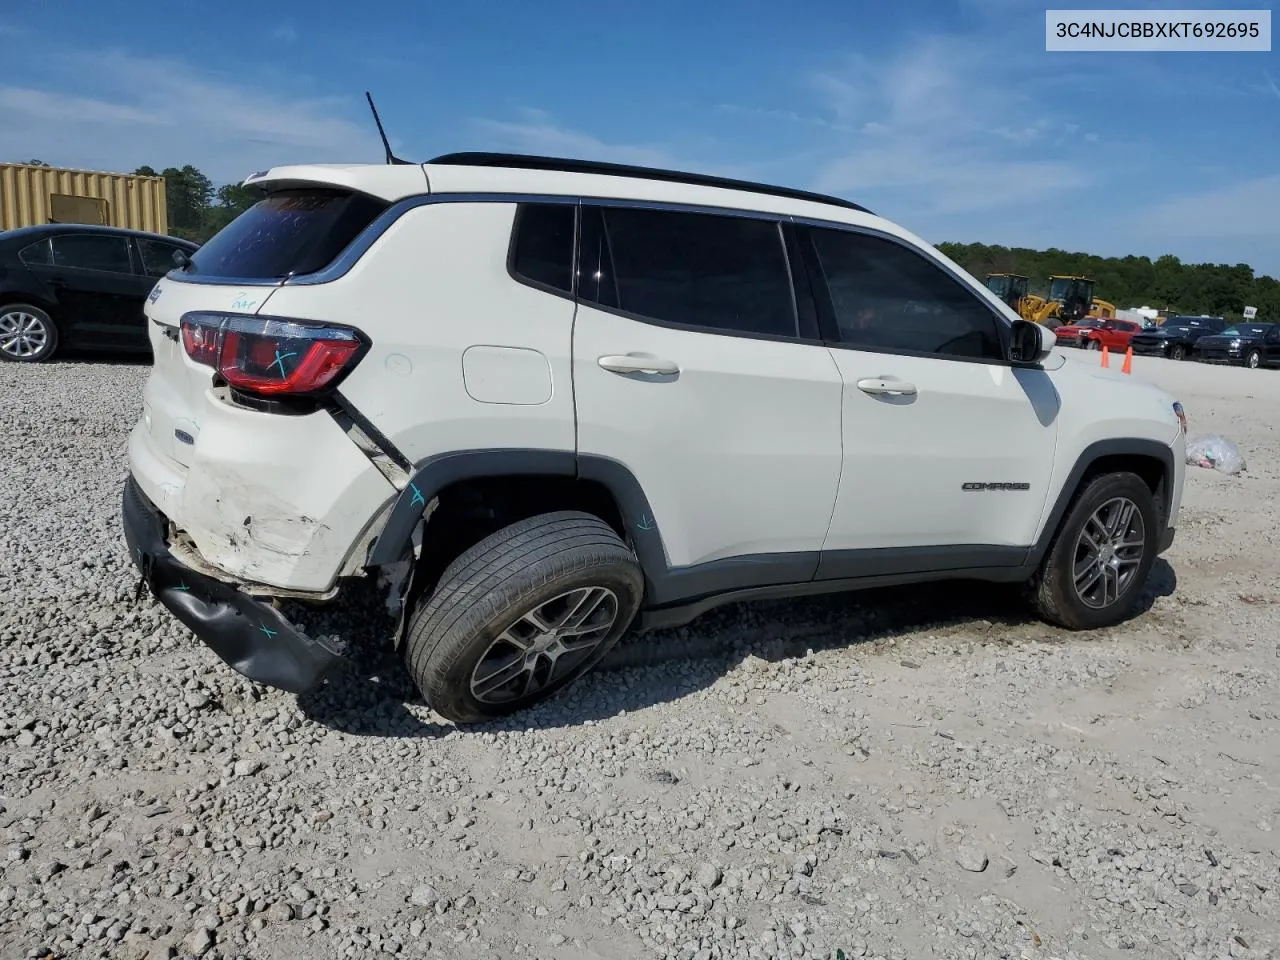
(180, 313), (366, 397)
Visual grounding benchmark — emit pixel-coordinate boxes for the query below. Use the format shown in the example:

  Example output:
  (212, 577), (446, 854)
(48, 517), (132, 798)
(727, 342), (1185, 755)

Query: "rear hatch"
(142, 188), (391, 467)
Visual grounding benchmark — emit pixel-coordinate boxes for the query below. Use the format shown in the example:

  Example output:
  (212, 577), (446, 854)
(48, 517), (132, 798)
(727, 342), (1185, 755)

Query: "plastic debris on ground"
(1185, 434), (1246, 475)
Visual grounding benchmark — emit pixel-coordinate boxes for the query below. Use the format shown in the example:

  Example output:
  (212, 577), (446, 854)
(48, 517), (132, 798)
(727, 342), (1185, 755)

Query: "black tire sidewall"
(1171, 345), (1185, 361)
(1036, 473), (1160, 630)
(406, 514), (643, 723)
(1247, 350), (1261, 368)
(0, 303), (59, 363)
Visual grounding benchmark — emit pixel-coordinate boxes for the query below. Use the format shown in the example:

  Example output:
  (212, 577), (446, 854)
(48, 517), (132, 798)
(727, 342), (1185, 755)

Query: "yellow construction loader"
(985, 274), (1031, 313)
(988, 273), (1116, 328)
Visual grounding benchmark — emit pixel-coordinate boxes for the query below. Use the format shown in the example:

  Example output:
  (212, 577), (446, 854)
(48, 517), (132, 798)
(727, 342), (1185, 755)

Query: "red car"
(1053, 317), (1105, 348)
(1082, 318), (1146, 352)
(1059, 318), (1146, 351)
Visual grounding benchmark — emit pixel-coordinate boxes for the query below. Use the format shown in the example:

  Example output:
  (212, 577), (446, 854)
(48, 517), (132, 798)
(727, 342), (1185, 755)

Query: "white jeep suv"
(122, 152), (1187, 723)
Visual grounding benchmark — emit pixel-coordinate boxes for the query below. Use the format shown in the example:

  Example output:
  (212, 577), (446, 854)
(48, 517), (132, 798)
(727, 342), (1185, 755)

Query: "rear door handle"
(597, 354), (680, 376)
(856, 378), (917, 396)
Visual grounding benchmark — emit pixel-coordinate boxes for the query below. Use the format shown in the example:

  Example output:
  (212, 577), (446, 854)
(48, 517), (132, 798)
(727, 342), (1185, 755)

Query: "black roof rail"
(426, 151), (873, 215)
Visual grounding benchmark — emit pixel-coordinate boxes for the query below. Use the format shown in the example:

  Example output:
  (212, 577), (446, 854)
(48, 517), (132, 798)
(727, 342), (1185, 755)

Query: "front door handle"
(598, 354), (680, 376)
(856, 378), (917, 396)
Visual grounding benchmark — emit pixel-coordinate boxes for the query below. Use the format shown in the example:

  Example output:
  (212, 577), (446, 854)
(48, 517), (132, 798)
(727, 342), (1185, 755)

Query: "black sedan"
(1192, 322), (1280, 368)
(1129, 316), (1226, 361)
(0, 224), (199, 363)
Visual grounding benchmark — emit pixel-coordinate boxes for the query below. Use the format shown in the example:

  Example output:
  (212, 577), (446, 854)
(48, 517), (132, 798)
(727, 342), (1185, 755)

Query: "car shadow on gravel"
(297, 560), (1176, 736)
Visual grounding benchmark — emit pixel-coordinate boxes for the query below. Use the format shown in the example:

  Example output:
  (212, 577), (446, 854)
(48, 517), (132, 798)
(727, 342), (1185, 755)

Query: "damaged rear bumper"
(122, 475), (344, 693)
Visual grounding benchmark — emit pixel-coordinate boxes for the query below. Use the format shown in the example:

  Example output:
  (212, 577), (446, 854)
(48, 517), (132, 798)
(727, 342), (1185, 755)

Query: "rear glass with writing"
(188, 189), (388, 280)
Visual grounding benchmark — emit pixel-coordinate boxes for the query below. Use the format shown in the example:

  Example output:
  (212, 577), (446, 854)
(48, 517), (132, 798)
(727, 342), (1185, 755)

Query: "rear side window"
(808, 228), (1003, 361)
(580, 206), (798, 338)
(18, 239), (52, 266)
(187, 189), (388, 280)
(137, 238), (190, 277)
(510, 203), (575, 294)
(51, 235), (133, 274)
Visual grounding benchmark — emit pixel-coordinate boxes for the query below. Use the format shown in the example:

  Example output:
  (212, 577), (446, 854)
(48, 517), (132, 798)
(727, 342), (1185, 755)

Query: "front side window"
(580, 206), (798, 339)
(51, 235), (133, 274)
(509, 203), (575, 294)
(808, 228), (1004, 360)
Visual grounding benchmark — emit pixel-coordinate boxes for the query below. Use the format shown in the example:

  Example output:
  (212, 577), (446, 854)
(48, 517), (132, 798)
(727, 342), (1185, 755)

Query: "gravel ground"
(2, 352), (1279, 960)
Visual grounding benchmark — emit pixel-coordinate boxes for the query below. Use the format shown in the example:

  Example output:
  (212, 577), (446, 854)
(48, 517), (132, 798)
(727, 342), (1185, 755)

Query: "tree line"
(131, 166), (261, 243)
(937, 241), (1278, 324)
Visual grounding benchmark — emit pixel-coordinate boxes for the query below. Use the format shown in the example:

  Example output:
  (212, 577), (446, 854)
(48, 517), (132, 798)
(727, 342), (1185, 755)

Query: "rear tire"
(0, 304), (58, 362)
(404, 511), (643, 724)
(1030, 472), (1159, 631)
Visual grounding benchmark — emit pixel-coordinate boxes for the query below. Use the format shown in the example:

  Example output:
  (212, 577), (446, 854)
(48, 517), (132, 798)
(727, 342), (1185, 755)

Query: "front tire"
(0, 304), (58, 362)
(1086, 338), (1101, 351)
(1170, 344), (1186, 361)
(1246, 349), (1262, 369)
(404, 511), (643, 723)
(1030, 472), (1158, 631)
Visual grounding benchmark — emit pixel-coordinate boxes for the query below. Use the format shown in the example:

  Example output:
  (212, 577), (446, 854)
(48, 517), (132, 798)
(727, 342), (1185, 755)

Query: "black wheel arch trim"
(365, 449), (579, 568)
(1027, 437), (1176, 569)
(365, 439), (1176, 617)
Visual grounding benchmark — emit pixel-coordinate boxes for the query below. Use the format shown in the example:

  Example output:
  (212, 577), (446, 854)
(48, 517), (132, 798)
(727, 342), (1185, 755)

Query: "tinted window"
(188, 189), (388, 280)
(510, 203), (574, 293)
(809, 228), (1003, 360)
(583, 206), (797, 338)
(51, 235), (133, 274)
(138, 238), (188, 278)
(18, 239), (52, 266)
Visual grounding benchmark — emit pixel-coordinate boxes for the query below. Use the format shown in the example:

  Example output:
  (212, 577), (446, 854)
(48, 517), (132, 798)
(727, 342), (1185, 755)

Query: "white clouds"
(806, 35), (1093, 217)
(272, 24), (299, 43)
(1138, 174), (1280, 239)
(469, 113), (679, 169)
(0, 49), (369, 182)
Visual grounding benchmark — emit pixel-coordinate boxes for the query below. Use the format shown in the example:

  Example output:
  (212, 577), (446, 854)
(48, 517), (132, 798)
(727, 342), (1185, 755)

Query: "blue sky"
(1, 0), (1277, 277)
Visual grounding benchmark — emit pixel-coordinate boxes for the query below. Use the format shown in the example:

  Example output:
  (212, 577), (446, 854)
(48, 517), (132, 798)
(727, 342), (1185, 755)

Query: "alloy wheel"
(0, 310), (50, 360)
(469, 586), (620, 704)
(1072, 497), (1146, 609)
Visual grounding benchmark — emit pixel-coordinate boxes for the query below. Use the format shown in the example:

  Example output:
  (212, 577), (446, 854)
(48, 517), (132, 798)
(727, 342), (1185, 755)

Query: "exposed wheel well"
(412, 474), (626, 592)
(1079, 453), (1168, 523)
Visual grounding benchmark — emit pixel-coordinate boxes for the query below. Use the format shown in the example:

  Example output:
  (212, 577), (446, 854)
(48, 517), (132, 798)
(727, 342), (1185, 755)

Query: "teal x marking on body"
(173, 581), (190, 592)
(409, 482), (425, 508)
(259, 624), (278, 639)
(270, 350), (297, 376)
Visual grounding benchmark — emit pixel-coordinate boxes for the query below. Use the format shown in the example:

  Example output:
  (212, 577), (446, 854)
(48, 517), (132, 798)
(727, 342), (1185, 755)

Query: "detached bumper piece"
(122, 476), (343, 694)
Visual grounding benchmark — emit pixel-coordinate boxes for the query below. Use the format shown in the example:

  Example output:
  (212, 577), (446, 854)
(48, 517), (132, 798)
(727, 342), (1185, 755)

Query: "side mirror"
(1009, 320), (1054, 365)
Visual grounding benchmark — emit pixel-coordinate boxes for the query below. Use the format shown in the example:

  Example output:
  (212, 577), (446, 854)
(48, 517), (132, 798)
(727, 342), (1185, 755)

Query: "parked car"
(1130, 315), (1227, 361)
(0, 224), (199, 362)
(1078, 318), (1146, 352)
(122, 152), (1187, 724)
(1192, 322), (1280, 368)
(1053, 316), (1105, 348)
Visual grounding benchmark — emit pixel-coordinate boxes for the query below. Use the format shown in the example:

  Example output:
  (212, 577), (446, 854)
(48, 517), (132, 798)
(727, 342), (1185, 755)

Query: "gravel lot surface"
(2, 352), (1279, 960)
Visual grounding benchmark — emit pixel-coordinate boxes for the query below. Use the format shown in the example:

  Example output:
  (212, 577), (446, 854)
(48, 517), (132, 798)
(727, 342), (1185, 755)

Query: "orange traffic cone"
(1100, 345), (1110, 368)
(1121, 347), (1133, 375)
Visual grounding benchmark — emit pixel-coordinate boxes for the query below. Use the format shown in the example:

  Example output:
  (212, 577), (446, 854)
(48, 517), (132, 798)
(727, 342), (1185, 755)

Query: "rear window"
(187, 188), (388, 280)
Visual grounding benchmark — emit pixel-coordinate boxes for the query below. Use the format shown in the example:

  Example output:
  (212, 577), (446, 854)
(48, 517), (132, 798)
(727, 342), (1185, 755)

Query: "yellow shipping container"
(0, 163), (168, 235)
